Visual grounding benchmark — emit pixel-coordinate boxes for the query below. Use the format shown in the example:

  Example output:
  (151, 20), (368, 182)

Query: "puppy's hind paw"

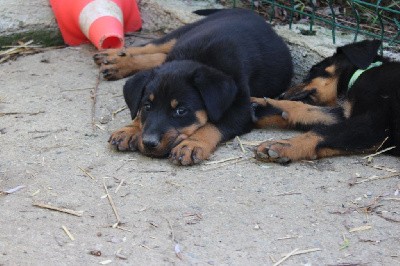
(255, 141), (292, 164)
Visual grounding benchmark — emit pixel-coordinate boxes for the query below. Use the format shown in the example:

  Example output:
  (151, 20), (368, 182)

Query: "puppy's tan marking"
(175, 111), (208, 140)
(266, 98), (338, 126)
(195, 110), (208, 125)
(254, 115), (289, 129)
(128, 39), (177, 55)
(304, 65), (338, 106)
(342, 100), (353, 119)
(325, 65), (336, 75)
(171, 99), (178, 109)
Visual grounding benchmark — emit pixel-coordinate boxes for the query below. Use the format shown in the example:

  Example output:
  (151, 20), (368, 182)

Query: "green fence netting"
(231, 0), (400, 46)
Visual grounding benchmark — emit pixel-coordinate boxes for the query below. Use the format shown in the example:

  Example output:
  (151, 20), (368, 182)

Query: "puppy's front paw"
(109, 126), (140, 151)
(169, 139), (213, 166)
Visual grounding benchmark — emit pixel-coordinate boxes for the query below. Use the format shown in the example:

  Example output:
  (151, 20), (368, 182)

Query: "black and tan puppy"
(94, 9), (293, 165)
(252, 40), (400, 163)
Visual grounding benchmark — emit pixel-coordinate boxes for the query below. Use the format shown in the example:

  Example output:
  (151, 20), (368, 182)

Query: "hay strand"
(33, 202), (83, 217)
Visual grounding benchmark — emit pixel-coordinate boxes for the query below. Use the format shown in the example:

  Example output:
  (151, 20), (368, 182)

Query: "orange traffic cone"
(50, 0), (142, 50)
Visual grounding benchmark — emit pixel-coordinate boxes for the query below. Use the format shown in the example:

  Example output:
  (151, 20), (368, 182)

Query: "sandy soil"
(0, 37), (399, 265)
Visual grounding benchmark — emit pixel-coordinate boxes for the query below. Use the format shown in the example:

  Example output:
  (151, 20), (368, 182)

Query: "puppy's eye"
(174, 106), (188, 117)
(143, 102), (152, 111)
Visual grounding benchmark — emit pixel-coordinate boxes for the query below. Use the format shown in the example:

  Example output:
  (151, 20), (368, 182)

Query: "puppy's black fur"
(96, 9), (293, 165)
(252, 40), (400, 163)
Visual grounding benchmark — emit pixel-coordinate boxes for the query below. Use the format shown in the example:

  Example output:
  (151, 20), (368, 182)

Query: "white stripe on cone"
(79, 0), (123, 38)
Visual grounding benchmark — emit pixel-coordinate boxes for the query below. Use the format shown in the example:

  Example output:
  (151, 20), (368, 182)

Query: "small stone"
(99, 115), (111, 124)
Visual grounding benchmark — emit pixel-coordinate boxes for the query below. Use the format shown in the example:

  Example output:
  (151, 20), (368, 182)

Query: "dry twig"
(202, 157), (248, 171)
(229, 140), (265, 146)
(382, 197), (400, 201)
(235, 136), (246, 153)
(91, 71), (101, 129)
(114, 179), (125, 194)
(362, 146), (396, 160)
(376, 213), (400, 223)
(288, 248), (322, 256)
(273, 248), (299, 266)
(0, 40), (63, 63)
(276, 235), (302, 240)
(115, 225), (135, 232)
(115, 249), (128, 260)
(112, 106), (127, 119)
(349, 225), (372, 233)
(33, 202), (83, 216)
(275, 190), (302, 196)
(78, 166), (96, 180)
(99, 260), (112, 265)
(269, 254), (277, 263)
(175, 244), (183, 260)
(1, 185), (25, 195)
(0, 110), (45, 117)
(165, 217), (176, 243)
(103, 180), (121, 224)
(374, 137), (389, 153)
(61, 225), (75, 241)
(369, 165), (398, 173)
(204, 156), (243, 165)
(351, 173), (399, 185)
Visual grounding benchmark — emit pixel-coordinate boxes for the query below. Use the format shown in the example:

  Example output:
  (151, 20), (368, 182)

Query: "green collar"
(347, 61), (383, 92)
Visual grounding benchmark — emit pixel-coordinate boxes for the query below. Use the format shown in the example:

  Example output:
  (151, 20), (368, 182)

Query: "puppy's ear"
(192, 66), (238, 122)
(123, 70), (151, 119)
(337, 40), (381, 69)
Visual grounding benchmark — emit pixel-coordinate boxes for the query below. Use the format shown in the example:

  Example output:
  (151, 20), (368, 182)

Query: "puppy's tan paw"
(109, 126), (141, 151)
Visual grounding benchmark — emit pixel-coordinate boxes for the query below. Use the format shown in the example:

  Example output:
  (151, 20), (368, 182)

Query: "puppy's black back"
(162, 9), (293, 98)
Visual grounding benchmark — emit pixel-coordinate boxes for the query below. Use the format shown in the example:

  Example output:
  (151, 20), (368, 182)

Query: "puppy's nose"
(142, 134), (160, 149)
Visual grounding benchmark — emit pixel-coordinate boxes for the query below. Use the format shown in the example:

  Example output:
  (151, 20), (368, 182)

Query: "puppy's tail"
(193, 9), (224, 16)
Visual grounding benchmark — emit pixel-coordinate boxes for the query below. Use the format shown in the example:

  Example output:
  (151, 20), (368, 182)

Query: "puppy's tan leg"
(169, 124), (222, 166)
(251, 97), (339, 129)
(255, 132), (344, 164)
(93, 39), (177, 80)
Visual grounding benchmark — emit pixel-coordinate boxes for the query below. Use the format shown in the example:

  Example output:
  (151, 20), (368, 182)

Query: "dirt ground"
(0, 34), (399, 265)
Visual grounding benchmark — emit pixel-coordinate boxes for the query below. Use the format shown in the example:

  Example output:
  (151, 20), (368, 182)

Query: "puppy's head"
(123, 60), (238, 157)
(280, 40), (382, 105)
